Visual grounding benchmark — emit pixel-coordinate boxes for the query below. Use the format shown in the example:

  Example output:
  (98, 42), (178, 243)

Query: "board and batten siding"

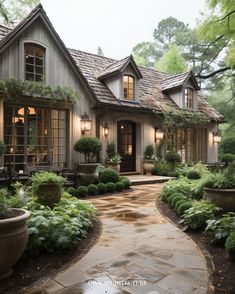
(0, 17), (96, 167)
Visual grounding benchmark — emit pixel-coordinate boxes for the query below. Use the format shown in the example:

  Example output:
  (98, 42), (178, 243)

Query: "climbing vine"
(0, 78), (79, 103)
(156, 110), (209, 129)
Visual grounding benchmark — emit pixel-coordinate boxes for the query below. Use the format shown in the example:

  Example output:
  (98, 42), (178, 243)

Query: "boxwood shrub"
(77, 186), (88, 198)
(87, 184), (98, 196)
(97, 183), (106, 194)
(115, 181), (124, 191)
(99, 168), (119, 183)
(66, 187), (77, 197)
(122, 178), (131, 189)
(106, 182), (116, 193)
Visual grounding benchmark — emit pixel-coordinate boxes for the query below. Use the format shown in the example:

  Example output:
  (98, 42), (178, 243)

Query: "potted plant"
(31, 172), (65, 208)
(74, 137), (102, 185)
(0, 188), (30, 278)
(203, 168), (235, 212)
(104, 143), (121, 174)
(143, 144), (157, 175)
(0, 140), (6, 168)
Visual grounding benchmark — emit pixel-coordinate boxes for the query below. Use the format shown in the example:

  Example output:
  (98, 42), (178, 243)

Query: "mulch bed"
(0, 217), (102, 294)
(157, 200), (235, 294)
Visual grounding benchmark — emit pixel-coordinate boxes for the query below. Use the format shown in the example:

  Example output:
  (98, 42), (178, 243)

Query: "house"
(0, 4), (224, 174)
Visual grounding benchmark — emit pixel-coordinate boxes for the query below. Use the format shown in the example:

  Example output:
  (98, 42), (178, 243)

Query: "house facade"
(0, 5), (224, 173)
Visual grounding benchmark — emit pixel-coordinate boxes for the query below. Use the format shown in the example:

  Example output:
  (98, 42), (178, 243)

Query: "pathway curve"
(29, 184), (208, 294)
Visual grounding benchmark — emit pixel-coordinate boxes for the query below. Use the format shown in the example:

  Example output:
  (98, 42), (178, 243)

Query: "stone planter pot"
(78, 163), (100, 185)
(0, 208), (30, 278)
(143, 160), (155, 176)
(106, 162), (121, 174)
(36, 183), (61, 208)
(204, 187), (235, 212)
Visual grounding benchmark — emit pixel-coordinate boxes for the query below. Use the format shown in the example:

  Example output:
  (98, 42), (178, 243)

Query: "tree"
(97, 46), (104, 56)
(153, 17), (190, 51)
(132, 41), (161, 67)
(155, 45), (187, 74)
(197, 0), (235, 79)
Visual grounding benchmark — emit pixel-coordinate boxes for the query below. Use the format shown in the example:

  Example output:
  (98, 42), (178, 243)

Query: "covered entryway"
(117, 120), (136, 172)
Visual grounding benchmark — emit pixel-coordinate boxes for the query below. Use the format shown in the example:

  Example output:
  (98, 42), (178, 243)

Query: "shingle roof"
(161, 71), (200, 91)
(0, 5), (223, 121)
(0, 25), (11, 41)
(98, 55), (142, 80)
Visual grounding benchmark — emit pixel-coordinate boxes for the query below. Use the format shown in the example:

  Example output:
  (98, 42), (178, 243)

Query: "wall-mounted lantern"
(104, 123), (109, 138)
(81, 112), (92, 135)
(213, 132), (221, 144)
(155, 128), (164, 143)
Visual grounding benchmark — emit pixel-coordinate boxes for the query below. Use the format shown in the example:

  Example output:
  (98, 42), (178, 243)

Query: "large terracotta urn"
(0, 208), (30, 278)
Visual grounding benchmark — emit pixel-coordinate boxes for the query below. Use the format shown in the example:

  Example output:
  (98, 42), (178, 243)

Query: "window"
(123, 75), (134, 100)
(184, 88), (193, 108)
(4, 104), (67, 171)
(25, 43), (45, 82)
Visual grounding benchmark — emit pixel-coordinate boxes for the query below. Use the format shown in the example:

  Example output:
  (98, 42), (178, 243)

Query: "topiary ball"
(122, 179), (131, 189)
(99, 168), (119, 183)
(115, 181), (124, 191)
(106, 182), (116, 193)
(225, 232), (235, 260)
(187, 170), (201, 180)
(87, 184), (98, 196)
(97, 183), (106, 194)
(66, 187), (77, 197)
(77, 186), (88, 198)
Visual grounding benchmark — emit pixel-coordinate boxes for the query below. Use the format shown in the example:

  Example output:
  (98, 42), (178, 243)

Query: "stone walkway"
(27, 184), (208, 294)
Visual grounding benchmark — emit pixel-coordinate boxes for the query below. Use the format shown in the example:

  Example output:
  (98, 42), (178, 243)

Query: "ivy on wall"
(156, 110), (209, 129)
(0, 78), (80, 103)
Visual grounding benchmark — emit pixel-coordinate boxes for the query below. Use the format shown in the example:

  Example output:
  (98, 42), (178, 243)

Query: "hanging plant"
(0, 78), (79, 103)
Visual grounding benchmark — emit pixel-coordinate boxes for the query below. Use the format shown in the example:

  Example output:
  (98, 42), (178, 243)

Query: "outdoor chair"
(62, 166), (79, 188)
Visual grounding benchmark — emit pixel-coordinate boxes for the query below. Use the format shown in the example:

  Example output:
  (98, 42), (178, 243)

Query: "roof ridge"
(68, 47), (116, 62)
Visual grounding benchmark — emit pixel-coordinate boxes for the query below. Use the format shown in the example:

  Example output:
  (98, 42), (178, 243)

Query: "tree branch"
(211, 10), (235, 23)
(196, 67), (231, 79)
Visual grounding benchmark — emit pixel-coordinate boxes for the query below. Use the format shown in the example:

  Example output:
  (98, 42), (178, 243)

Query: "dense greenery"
(77, 186), (88, 198)
(74, 137), (102, 163)
(225, 232), (235, 259)
(105, 142), (121, 163)
(220, 153), (235, 165)
(179, 200), (221, 231)
(0, 78), (79, 103)
(31, 172), (65, 194)
(87, 184), (98, 196)
(115, 181), (124, 192)
(165, 151), (182, 169)
(204, 170), (235, 189)
(0, 188), (8, 215)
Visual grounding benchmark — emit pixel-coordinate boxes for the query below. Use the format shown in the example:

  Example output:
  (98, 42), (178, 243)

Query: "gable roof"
(161, 71), (200, 91)
(98, 55), (143, 80)
(0, 5), (223, 122)
(0, 4), (98, 103)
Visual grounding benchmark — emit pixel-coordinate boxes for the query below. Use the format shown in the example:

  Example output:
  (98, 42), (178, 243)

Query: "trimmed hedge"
(115, 181), (124, 191)
(122, 179), (131, 189)
(99, 168), (119, 183)
(106, 182), (116, 193)
(66, 187), (77, 197)
(97, 183), (106, 194)
(77, 186), (88, 198)
(87, 184), (98, 196)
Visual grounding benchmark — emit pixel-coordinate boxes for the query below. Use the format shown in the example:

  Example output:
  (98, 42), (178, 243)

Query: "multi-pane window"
(166, 128), (207, 162)
(123, 75), (134, 100)
(184, 88), (193, 108)
(4, 104), (67, 171)
(25, 44), (45, 82)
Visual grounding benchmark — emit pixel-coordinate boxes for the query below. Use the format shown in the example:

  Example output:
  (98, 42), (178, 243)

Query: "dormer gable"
(98, 55), (142, 101)
(161, 71), (200, 110)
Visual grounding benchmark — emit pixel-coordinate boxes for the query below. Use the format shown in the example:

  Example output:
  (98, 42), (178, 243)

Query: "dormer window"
(184, 88), (193, 108)
(25, 43), (45, 82)
(123, 75), (134, 100)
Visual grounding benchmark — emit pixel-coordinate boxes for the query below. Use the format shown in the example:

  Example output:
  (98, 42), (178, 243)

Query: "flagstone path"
(26, 184), (209, 294)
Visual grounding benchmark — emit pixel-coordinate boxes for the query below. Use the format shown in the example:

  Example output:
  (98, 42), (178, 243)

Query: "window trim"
(184, 87), (194, 109)
(24, 42), (46, 83)
(122, 74), (135, 100)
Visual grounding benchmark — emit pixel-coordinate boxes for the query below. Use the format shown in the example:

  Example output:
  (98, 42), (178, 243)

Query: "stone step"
(127, 175), (174, 186)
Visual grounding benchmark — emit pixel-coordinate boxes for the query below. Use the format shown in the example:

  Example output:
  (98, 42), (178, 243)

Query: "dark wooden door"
(117, 121), (136, 172)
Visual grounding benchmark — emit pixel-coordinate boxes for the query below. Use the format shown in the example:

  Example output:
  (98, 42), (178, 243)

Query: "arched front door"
(117, 121), (136, 172)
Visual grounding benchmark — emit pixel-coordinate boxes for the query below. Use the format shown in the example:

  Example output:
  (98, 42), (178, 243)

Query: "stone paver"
(26, 184), (208, 294)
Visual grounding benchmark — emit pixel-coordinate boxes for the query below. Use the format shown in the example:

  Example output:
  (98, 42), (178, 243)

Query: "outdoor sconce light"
(81, 112), (92, 135)
(213, 132), (221, 144)
(104, 123), (109, 138)
(155, 128), (164, 143)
